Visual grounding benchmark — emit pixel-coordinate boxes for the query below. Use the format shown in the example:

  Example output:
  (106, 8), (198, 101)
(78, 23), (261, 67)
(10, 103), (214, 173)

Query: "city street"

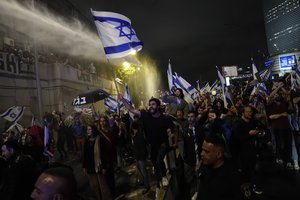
(58, 152), (300, 200)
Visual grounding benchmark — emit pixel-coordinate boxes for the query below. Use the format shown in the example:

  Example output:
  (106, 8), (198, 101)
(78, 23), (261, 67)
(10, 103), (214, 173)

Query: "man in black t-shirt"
(197, 135), (244, 200)
(118, 94), (173, 189)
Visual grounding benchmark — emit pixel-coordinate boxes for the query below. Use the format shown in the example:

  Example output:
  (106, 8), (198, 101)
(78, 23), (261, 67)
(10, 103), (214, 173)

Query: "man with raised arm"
(118, 94), (173, 194)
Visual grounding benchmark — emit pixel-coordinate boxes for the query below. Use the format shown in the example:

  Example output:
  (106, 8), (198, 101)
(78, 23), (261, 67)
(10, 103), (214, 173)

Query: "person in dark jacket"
(0, 140), (37, 200)
(83, 124), (113, 200)
(131, 119), (150, 194)
(197, 134), (244, 200)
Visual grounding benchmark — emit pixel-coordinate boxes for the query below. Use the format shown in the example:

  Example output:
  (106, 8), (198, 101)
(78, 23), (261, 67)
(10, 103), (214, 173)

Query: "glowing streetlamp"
(122, 61), (130, 70)
(130, 49), (137, 55)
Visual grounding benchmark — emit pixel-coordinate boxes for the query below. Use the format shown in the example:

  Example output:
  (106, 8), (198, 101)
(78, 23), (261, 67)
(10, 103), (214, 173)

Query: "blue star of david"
(10, 113), (16, 118)
(115, 22), (136, 40)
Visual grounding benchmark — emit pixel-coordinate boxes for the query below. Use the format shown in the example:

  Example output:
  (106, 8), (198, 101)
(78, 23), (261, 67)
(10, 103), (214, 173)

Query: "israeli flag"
(0, 106), (25, 123)
(104, 96), (123, 112)
(210, 80), (218, 92)
(124, 83), (132, 105)
(173, 72), (197, 104)
(167, 60), (175, 92)
(196, 80), (200, 91)
(257, 83), (269, 96)
(91, 10), (143, 59)
(74, 107), (93, 115)
(216, 67), (232, 108)
(200, 82), (211, 94)
(252, 59), (258, 80)
(124, 83), (135, 119)
(255, 67), (272, 82)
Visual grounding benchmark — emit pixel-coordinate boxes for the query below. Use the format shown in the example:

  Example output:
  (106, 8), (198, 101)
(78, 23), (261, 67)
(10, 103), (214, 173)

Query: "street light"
(130, 49), (137, 55)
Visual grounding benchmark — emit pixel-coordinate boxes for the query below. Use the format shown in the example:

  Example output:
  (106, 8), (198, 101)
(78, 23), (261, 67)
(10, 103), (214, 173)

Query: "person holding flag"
(161, 88), (189, 118)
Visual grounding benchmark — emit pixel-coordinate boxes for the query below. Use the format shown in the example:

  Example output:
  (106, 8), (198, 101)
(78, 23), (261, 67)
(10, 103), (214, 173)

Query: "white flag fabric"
(124, 83), (132, 105)
(0, 106), (24, 123)
(173, 73), (197, 104)
(256, 67), (272, 82)
(210, 80), (218, 92)
(124, 83), (135, 119)
(196, 80), (200, 91)
(200, 82), (211, 94)
(6, 123), (24, 133)
(252, 59), (258, 80)
(104, 96), (123, 112)
(74, 107), (93, 115)
(91, 10), (143, 59)
(216, 67), (232, 108)
(167, 60), (175, 92)
(257, 83), (269, 96)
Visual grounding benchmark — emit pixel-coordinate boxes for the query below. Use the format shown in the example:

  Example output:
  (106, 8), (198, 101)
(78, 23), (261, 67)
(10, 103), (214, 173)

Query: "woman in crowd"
(98, 115), (117, 198)
(82, 124), (112, 200)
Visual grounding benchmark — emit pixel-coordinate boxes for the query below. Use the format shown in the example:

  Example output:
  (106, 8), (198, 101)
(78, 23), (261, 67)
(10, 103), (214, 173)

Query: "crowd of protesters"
(1, 72), (300, 200)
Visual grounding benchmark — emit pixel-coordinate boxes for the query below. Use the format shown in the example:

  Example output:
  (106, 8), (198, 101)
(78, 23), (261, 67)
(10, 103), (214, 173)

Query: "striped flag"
(91, 10), (143, 59)
(173, 72), (197, 104)
(167, 60), (176, 92)
(104, 96), (123, 112)
(252, 59), (258, 80)
(196, 80), (200, 91)
(210, 80), (218, 92)
(124, 83), (132, 105)
(0, 106), (25, 123)
(200, 82), (211, 94)
(124, 83), (135, 119)
(257, 83), (269, 96)
(74, 107), (93, 115)
(255, 67), (272, 82)
(216, 66), (232, 108)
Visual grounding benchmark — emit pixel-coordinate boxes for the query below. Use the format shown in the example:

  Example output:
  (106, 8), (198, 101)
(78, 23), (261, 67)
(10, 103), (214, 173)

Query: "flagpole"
(113, 68), (121, 116)
(107, 59), (121, 116)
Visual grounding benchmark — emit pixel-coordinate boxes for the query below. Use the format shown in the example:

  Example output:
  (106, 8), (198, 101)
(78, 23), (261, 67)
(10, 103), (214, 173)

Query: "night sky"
(70, 0), (268, 85)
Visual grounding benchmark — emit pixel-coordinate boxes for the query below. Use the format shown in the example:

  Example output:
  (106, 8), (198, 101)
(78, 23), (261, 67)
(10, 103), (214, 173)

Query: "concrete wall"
(0, 53), (116, 129)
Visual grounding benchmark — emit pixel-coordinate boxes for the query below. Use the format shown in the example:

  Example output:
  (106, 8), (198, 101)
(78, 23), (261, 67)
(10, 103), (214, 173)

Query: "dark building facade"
(263, 0), (300, 56)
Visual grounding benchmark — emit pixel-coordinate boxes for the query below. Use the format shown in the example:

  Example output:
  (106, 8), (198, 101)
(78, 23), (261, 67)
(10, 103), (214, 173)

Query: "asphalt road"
(57, 152), (300, 200)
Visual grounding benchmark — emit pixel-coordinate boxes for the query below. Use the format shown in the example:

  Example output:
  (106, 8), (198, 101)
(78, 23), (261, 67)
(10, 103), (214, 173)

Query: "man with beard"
(118, 94), (173, 193)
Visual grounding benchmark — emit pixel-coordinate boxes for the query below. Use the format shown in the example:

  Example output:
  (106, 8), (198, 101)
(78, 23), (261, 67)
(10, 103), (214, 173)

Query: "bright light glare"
(123, 62), (130, 70)
(130, 49), (137, 55)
